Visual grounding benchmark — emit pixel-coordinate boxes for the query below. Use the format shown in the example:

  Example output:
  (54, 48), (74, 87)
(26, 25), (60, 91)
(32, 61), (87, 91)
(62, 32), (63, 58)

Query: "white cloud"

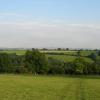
(0, 22), (99, 48)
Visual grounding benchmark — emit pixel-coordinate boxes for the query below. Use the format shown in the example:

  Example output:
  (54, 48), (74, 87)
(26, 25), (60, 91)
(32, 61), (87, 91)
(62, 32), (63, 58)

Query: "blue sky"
(0, 0), (100, 23)
(0, 0), (100, 48)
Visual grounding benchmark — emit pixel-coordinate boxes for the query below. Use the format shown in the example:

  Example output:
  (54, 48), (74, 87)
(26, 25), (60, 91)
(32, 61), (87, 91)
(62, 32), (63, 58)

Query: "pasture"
(46, 54), (93, 62)
(0, 50), (26, 55)
(0, 50), (95, 63)
(0, 75), (100, 100)
(0, 50), (77, 55)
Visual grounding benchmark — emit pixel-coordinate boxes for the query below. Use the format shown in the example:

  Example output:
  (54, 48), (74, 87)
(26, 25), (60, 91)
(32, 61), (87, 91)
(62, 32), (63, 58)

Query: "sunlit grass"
(0, 75), (99, 100)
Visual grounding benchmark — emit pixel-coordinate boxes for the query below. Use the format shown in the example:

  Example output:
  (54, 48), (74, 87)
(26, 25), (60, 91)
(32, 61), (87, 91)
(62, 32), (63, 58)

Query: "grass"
(46, 54), (93, 63)
(41, 50), (77, 55)
(0, 75), (100, 100)
(46, 54), (77, 62)
(0, 50), (77, 55)
(0, 50), (97, 56)
(81, 50), (97, 56)
(0, 50), (94, 63)
(0, 50), (26, 55)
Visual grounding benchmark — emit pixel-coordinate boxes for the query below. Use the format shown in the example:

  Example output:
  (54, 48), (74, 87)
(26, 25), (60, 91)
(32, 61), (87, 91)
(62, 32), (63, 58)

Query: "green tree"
(88, 53), (97, 61)
(24, 49), (48, 74)
(77, 50), (81, 57)
(98, 50), (100, 56)
(73, 58), (85, 74)
(0, 53), (10, 73)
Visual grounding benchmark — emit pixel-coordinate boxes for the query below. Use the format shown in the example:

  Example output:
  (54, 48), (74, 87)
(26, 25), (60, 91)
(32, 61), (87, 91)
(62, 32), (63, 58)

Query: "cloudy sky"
(0, 0), (100, 48)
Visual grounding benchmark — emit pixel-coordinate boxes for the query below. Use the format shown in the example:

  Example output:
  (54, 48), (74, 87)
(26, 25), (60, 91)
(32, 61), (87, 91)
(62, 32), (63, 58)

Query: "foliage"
(48, 58), (65, 74)
(88, 53), (97, 60)
(24, 49), (48, 74)
(98, 50), (100, 56)
(0, 49), (99, 75)
(0, 53), (10, 72)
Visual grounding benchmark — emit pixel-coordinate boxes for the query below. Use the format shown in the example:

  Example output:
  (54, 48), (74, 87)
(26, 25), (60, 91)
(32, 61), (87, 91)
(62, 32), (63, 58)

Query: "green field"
(0, 50), (26, 55)
(0, 50), (77, 55)
(0, 50), (94, 63)
(0, 75), (100, 100)
(46, 54), (77, 62)
(0, 50), (96, 56)
(41, 50), (77, 55)
(46, 54), (93, 62)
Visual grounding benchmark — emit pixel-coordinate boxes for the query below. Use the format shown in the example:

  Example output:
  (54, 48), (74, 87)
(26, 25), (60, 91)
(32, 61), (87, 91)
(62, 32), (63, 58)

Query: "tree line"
(0, 49), (100, 75)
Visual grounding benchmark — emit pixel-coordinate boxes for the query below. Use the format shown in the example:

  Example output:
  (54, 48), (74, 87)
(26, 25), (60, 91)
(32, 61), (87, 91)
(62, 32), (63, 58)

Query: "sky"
(0, 0), (100, 48)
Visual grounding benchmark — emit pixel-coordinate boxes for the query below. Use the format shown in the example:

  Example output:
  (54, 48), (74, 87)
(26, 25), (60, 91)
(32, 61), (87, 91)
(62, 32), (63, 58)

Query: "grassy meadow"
(0, 50), (95, 63)
(0, 50), (77, 55)
(46, 54), (93, 62)
(0, 50), (26, 55)
(0, 75), (100, 100)
(0, 50), (99, 100)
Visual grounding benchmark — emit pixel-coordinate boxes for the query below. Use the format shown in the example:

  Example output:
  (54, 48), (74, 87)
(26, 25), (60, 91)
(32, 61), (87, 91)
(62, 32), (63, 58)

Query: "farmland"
(0, 50), (26, 55)
(0, 50), (99, 100)
(0, 74), (100, 100)
(0, 50), (77, 55)
(0, 50), (96, 62)
(46, 54), (93, 62)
